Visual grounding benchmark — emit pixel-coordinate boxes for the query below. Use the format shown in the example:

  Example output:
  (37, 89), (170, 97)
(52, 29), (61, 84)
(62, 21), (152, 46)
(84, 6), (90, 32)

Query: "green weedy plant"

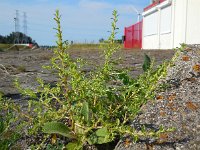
(3, 10), (176, 150)
(0, 96), (21, 150)
(39, 10), (174, 149)
(142, 53), (151, 72)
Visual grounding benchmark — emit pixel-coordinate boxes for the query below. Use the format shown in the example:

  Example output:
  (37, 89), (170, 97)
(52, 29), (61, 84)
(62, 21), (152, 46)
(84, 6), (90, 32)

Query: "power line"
(23, 12), (27, 35)
(22, 12), (28, 43)
(14, 10), (20, 44)
(15, 10), (20, 32)
(13, 10), (29, 44)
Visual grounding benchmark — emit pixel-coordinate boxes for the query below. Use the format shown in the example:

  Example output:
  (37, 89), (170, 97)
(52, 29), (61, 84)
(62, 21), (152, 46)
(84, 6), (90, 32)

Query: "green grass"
(69, 43), (123, 50)
(0, 44), (31, 52)
(0, 44), (13, 51)
(69, 44), (101, 50)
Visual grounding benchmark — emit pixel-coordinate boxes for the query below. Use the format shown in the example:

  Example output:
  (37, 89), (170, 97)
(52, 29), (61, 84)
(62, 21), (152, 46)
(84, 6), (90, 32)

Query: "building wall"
(173, 0), (187, 48)
(160, 5), (172, 49)
(142, 0), (200, 49)
(186, 0), (200, 44)
(142, 0), (172, 49)
(160, 33), (171, 49)
(143, 10), (159, 49)
(143, 34), (159, 49)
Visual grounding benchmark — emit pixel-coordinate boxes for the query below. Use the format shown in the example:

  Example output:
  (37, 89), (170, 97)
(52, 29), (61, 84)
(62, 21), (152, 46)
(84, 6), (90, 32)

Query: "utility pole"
(14, 10), (20, 44)
(22, 12), (28, 43)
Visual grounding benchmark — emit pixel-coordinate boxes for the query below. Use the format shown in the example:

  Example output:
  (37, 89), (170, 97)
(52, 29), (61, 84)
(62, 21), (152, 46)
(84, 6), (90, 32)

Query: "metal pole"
(16, 10), (20, 32)
(137, 13), (140, 22)
(23, 12), (28, 43)
(14, 18), (16, 32)
(14, 17), (16, 44)
(23, 12), (27, 36)
(14, 10), (20, 44)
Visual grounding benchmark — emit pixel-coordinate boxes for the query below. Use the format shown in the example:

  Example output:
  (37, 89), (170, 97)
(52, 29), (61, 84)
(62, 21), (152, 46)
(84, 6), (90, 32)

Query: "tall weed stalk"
(0, 10), (176, 149)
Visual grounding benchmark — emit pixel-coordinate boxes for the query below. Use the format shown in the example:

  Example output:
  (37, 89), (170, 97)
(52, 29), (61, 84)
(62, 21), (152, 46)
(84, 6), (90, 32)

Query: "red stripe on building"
(144, 0), (166, 11)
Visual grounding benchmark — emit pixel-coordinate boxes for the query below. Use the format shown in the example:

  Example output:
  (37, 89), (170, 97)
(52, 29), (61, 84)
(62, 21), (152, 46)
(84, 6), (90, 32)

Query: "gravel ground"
(0, 48), (174, 97)
(0, 47), (177, 149)
(115, 45), (200, 150)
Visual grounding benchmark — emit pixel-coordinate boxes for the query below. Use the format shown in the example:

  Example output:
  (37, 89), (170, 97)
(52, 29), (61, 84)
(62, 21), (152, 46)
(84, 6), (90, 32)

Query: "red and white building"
(124, 0), (200, 49)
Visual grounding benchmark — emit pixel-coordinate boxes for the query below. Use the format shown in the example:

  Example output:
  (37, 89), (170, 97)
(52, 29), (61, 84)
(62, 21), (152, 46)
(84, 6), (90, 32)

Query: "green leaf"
(43, 122), (75, 139)
(96, 127), (109, 137)
(87, 133), (98, 145)
(81, 101), (89, 123)
(142, 54), (151, 72)
(87, 127), (112, 145)
(0, 117), (4, 134)
(74, 124), (85, 135)
(66, 142), (82, 150)
(133, 135), (139, 143)
(118, 72), (130, 85)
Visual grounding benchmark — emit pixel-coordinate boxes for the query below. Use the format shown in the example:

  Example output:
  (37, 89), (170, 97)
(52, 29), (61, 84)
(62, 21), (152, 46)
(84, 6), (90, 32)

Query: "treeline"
(0, 32), (37, 44)
(99, 38), (123, 44)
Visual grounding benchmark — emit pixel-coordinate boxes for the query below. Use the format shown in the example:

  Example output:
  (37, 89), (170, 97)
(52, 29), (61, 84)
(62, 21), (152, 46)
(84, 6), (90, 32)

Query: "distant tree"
(0, 35), (6, 43)
(114, 39), (123, 44)
(99, 38), (105, 43)
(0, 32), (37, 44)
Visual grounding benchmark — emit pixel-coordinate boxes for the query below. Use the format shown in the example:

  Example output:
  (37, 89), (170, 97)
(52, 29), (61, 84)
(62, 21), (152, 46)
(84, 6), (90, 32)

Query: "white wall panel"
(143, 11), (158, 36)
(142, 0), (200, 49)
(160, 6), (172, 34)
(186, 0), (200, 44)
(173, 0), (186, 48)
(160, 33), (171, 49)
(142, 35), (159, 49)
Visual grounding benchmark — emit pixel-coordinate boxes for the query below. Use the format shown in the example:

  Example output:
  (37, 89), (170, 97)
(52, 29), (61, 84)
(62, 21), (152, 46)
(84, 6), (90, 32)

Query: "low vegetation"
(69, 44), (101, 50)
(0, 44), (32, 52)
(0, 10), (176, 149)
(0, 44), (12, 51)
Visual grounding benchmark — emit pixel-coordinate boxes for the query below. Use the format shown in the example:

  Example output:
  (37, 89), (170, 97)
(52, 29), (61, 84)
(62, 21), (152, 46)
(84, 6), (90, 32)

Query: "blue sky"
(0, 0), (150, 45)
